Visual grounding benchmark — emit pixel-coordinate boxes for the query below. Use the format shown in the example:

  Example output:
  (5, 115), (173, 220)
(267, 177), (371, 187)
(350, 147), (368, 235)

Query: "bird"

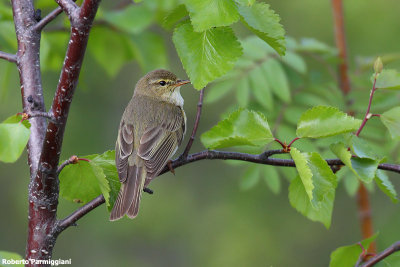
(110, 69), (190, 221)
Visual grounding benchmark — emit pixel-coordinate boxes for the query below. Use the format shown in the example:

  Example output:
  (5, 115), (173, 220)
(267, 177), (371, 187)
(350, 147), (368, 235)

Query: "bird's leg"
(167, 160), (175, 175)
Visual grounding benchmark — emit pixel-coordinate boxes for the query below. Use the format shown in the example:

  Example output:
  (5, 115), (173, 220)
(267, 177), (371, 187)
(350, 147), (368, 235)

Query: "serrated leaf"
(375, 170), (398, 203)
(261, 59), (290, 102)
(0, 250), (24, 266)
(59, 156), (110, 206)
(0, 114), (30, 163)
(88, 27), (134, 77)
(163, 4), (188, 29)
(374, 69), (400, 90)
(240, 165), (260, 190)
(329, 233), (378, 267)
(350, 135), (381, 160)
(381, 106), (400, 139)
(249, 66), (273, 110)
(238, 2), (285, 56)
(281, 51), (307, 74)
(173, 21), (242, 89)
(89, 151), (120, 210)
(184, 0), (239, 31)
(330, 142), (378, 183)
(236, 78), (249, 107)
(290, 148), (337, 210)
(296, 106), (362, 138)
(201, 108), (273, 149)
(103, 4), (153, 34)
(205, 79), (235, 104)
(289, 175), (335, 228)
(241, 36), (274, 60)
(262, 165), (280, 194)
(130, 32), (167, 73)
(235, 0), (255, 6)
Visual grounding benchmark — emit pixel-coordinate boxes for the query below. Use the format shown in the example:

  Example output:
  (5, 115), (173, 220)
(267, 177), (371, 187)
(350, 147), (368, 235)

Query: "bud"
(373, 57), (383, 74)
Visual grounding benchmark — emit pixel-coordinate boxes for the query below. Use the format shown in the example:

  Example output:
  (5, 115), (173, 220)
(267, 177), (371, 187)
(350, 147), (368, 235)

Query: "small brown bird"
(110, 69), (190, 221)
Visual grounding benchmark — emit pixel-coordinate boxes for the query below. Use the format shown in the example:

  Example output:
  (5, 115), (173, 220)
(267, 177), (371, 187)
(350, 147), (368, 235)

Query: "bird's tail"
(109, 165), (146, 221)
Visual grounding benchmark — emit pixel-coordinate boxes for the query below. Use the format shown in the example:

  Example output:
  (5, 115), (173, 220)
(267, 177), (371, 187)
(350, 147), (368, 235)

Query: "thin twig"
(356, 76), (377, 137)
(33, 7), (63, 31)
(0, 51), (17, 63)
(58, 148), (400, 233)
(360, 241), (400, 267)
(181, 89), (204, 159)
(57, 155), (78, 174)
(55, 195), (105, 235)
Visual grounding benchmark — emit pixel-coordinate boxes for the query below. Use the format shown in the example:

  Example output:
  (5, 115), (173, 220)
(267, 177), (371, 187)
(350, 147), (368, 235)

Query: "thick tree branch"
(181, 89), (204, 159)
(33, 7), (63, 32)
(0, 51), (17, 63)
(360, 241), (400, 267)
(13, 0), (101, 263)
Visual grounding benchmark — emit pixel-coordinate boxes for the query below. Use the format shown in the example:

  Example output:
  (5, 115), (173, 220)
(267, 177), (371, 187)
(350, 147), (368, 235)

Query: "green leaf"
(290, 148), (314, 201)
(240, 165), (260, 190)
(296, 106), (362, 138)
(184, 0), (239, 31)
(262, 165), (280, 194)
(201, 108), (274, 149)
(329, 233), (378, 267)
(281, 51), (307, 74)
(130, 32), (168, 73)
(249, 67), (273, 110)
(261, 59), (290, 103)
(173, 21), (242, 89)
(375, 170), (398, 203)
(374, 69), (400, 90)
(296, 38), (336, 55)
(236, 78), (250, 107)
(0, 114), (30, 163)
(350, 135), (381, 160)
(163, 4), (188, 29)
(59, 156), (110, 206)
(205, 79), (235, 104)
(381, 106), (400, 139)
(0, 251), (24, 266)
(88, 27), (134, 77)
(290, 148), (337, 208)
(103, 4), (154, 34)
(89, 151), (120, 210)
(238, 2), (286, 56)
(289, 175), (335, 228)
(330, 142), (378, 183)
(235, 0), (255, 6)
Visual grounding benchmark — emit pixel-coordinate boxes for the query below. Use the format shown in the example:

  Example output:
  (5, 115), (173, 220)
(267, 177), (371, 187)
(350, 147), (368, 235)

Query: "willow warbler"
(110, 69), (190, 221)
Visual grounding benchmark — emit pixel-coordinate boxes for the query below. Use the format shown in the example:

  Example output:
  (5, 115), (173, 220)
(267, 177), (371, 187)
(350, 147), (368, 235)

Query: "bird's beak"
(175, 80), (190, 87)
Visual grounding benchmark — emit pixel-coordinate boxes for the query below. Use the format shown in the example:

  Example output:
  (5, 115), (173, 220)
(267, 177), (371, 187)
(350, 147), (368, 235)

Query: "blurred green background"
(1, 0), (400, 266)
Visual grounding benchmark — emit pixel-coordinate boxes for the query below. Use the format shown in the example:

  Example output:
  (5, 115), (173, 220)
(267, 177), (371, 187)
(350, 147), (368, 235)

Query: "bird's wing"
(115, 120), (134, 183)
(137, 106), (185, 179)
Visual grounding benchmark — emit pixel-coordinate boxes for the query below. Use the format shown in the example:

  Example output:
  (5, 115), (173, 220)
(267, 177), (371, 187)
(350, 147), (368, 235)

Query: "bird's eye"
(159, 81), (166, 86)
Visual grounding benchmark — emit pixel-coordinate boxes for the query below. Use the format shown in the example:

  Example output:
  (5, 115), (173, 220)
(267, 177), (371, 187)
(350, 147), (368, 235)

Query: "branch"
(58, 148), (400, 233)
(360, 241), (400, 267)
(331, 0), (351, 95)
(55, 195), (105, 235)
(33, 7), (63, 32)
(55, 0), (79, 19)
(181, 89), (204, 158)
(0, 51), (17, 63)
(57, 155), (78, 174)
